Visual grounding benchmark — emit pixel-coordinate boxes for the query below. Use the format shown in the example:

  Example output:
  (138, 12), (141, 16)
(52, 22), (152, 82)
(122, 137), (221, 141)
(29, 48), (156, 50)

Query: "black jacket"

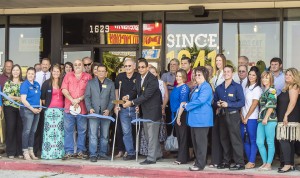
(41, 79), (64, 107)
(131, 72), (162, 121)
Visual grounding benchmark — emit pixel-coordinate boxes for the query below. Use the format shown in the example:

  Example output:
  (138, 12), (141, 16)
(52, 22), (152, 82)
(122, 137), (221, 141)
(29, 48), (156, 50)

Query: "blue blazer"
(185, 81), (213, 127)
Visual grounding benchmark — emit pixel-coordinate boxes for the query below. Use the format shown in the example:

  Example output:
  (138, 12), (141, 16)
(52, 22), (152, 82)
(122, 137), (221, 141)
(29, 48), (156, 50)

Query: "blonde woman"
(276, 68), (300, 173)
(257, 71), (277, 171)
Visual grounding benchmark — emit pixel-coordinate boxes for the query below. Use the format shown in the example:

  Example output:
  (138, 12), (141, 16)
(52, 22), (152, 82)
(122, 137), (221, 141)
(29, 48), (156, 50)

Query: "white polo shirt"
(241, 84), (262, 119)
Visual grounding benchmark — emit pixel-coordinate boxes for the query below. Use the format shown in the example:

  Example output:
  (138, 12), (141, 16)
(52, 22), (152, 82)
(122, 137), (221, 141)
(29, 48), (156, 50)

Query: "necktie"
(42, 73), (46, 83)
(240, 79), (243, 85)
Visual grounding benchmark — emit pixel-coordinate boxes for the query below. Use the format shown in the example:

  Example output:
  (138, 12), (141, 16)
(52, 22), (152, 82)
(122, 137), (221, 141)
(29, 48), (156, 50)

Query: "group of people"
(0, 54), (299, 173)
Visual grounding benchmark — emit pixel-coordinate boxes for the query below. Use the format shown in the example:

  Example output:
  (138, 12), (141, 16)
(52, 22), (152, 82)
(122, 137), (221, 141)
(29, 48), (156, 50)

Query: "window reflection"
(9, 15), (51, 67)
(283, 8), (300, 70)
(223, 9), (280, 68)
(0, 16), (5, 71)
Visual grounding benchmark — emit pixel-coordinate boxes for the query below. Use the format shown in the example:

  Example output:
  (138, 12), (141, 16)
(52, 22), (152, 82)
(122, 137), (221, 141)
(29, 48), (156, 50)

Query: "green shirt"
(3, 80), (22, 108)
(258, 87), (277, 122)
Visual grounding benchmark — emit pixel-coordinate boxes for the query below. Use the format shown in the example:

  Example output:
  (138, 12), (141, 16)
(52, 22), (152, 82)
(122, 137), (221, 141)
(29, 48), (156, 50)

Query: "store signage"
(90, 23), (162, 34)
(236, 34), (265, 61)
(166, 33), (218, 48)
(107, 33), (161, 46)
(19, 38), (43, 52)
(142, 49), (160, 59)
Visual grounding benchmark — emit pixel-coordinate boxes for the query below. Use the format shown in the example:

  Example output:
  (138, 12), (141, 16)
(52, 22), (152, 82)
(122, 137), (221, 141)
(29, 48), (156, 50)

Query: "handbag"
(164, 127), (178, 151)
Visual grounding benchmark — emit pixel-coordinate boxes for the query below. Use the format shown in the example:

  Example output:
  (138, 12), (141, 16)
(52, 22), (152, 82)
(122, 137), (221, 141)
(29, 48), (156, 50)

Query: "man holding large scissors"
(114, 58), (139, 160)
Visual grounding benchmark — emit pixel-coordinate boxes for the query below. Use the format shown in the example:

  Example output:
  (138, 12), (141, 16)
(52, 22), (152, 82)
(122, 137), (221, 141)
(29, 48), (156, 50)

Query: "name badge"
(195, 89), (199, 92)
(228, 93), (234, 97)
(29, 86), (33, 90)
(102, 85), (107, 88)
(47, 90), (52, 92)
(142, 87), (145, 91)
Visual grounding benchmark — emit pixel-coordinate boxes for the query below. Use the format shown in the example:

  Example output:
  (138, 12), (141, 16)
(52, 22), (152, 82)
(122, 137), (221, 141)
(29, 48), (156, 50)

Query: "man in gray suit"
(85, 64), (116, 162)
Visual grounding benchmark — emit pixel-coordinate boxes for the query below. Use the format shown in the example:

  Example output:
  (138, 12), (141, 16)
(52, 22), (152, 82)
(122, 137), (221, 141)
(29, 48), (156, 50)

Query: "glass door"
(62, 47), (95, 63)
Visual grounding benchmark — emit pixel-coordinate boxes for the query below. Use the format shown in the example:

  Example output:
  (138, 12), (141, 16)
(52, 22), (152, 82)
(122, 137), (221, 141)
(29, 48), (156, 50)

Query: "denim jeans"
(64, 113), (87, 154)
(256, 122), (277, 164)
(119, 107), (136, 155)
(240, 119), (258, 163)
(89, 117), (111, 157)
(20, 108), (40, 150)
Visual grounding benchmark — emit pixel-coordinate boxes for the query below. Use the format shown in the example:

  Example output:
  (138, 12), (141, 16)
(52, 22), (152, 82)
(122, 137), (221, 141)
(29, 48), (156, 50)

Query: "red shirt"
(61, 72), (92, 114)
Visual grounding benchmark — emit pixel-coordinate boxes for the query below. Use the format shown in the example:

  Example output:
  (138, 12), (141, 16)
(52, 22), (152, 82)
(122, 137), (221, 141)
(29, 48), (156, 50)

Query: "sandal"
(115, 151), (124, 158)
(173, 160), (181, 165)
(245, 162), (255, 169)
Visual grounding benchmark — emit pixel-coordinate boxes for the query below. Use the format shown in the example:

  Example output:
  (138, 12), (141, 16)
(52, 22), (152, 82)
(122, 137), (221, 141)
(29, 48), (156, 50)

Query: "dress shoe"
(98, 155), (110, 160)
(90, 156), (97, 162)
(139, 159), (156, 165)
(123, 155), (135, 161)
(217, 163), (230, 169)
(229, 164), (245, 170)
(278, 166), (295, 171)
(189, 166), (203, 171)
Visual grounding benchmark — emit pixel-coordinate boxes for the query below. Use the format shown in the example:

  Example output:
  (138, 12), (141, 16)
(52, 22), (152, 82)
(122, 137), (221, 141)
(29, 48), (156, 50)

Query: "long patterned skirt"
(41, 108), (65, 159)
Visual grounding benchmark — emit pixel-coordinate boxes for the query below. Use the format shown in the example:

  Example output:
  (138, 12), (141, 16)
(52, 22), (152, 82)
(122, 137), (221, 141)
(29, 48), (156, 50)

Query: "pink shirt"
(49, 88), (64, 108)
(61, 72), (92, 114)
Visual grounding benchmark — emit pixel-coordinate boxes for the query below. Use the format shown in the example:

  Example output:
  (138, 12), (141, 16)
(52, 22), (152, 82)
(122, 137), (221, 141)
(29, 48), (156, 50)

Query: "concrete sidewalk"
(0, 155), (299, 178)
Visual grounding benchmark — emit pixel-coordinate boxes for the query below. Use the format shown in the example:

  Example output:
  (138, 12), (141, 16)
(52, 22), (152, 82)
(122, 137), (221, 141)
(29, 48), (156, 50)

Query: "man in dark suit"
(123, 58), (162, 165)
(85, 64), (116, 162)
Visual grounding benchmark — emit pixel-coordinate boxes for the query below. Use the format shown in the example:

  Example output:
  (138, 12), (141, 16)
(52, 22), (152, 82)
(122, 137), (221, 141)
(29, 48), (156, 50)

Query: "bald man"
(61, 59), (92, 160)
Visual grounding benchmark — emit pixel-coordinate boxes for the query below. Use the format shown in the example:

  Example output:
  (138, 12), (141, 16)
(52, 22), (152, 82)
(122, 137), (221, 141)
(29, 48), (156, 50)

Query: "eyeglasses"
(124, 65), (132, 68)
(238, 70), (246, 73)
(84, 62), (92, 67)
(138, 66), (146, 69)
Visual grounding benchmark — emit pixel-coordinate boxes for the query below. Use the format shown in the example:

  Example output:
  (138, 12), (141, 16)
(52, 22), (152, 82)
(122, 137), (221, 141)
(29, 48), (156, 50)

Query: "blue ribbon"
(131, 109), (178, 125)
(0, 91), (115, 122)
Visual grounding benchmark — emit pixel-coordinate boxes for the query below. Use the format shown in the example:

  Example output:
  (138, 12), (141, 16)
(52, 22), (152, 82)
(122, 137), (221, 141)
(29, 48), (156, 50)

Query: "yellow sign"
(107, 33), (161, 47)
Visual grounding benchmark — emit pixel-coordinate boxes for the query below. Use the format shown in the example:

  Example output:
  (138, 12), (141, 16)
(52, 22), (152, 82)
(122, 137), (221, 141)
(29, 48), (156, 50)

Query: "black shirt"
(277, 91), (300, 122)
(115, 72), (139, 100)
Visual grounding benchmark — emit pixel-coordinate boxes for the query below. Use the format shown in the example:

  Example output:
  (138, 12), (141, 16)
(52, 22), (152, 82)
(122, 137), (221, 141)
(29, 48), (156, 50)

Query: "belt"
(227, 110), (238, 114)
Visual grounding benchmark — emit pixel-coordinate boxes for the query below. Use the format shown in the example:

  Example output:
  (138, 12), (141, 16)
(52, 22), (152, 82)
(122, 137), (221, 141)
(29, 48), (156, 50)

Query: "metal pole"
(111, 81), (122, 161)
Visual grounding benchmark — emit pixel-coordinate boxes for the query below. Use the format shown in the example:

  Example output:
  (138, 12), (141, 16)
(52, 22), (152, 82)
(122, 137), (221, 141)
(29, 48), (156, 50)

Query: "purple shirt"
(0, 74), (9, 90)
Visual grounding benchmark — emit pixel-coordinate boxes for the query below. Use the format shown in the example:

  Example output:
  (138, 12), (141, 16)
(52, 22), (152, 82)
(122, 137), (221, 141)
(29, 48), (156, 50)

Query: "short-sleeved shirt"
(274, 72), (285, 95)
(20, 80), (41, 106)
(258, 87), (277, 122)
(61, 72), (92, 114)
(241, 84), (262, 119)
(3, 80), (22, 108)
(115, 72), (139, 101)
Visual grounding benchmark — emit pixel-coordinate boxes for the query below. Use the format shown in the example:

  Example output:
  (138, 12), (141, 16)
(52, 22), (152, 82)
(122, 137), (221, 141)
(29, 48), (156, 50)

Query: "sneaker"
(76, 152), (88, 160)
(123, 155), (135, 161)
(62, 153), (74, 160)
(18, 155), (24, 159)
(8, 156), (14, 159)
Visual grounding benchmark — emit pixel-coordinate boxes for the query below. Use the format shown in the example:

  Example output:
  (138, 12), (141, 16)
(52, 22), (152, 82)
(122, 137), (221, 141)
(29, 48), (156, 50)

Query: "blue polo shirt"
(20, 80), (41, 107)
(214, 80), (245, 112)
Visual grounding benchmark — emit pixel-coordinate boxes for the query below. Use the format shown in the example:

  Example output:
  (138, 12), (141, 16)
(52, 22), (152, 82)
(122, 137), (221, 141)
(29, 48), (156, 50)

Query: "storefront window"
(142, 12), (163, 70)
(223, 9), (280, 69)
(9, 15), (51, 68)
(63, 13), (139, 45)
(0, 16), (5, 71)
(283, 8), (300, 70)
(166, 11), (219, 70)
